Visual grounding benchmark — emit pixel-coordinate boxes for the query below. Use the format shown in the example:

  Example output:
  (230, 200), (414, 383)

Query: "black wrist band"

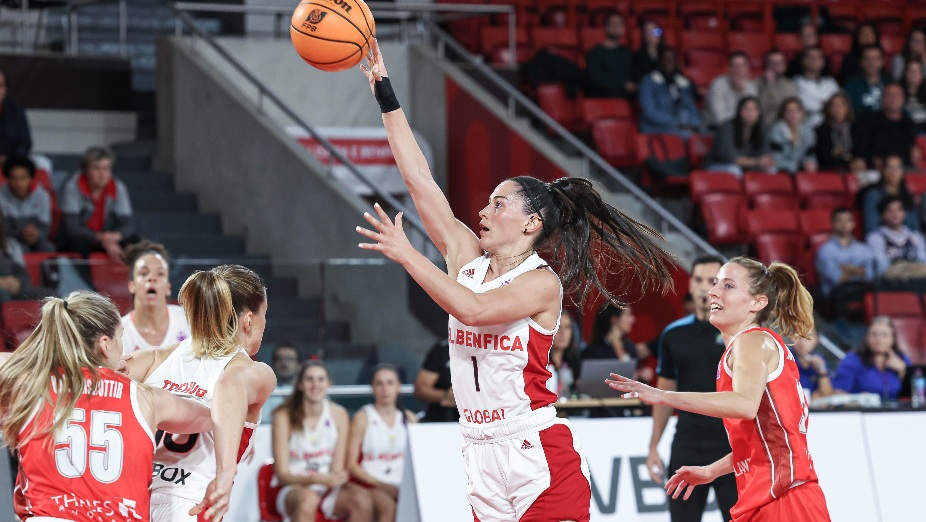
(374, 77), (401, 113)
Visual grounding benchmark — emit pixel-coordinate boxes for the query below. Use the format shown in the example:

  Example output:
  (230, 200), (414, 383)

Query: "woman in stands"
(814, 92), (865, 173)
(706, 96), (775, 177)
(767, 97), (818, 174)
(358, 39), (673, 521)
(347, 364), (416, 522)
(859, 154), (920, 235)
(124, 264), (277, 522)
(607, 257), (831, 521)
(831, 316), (910, 400)
(271, 360), (372, 522)
(121, 240), (191, 354)
(547, 311), (581, 399)
(0, 291), (213, 522)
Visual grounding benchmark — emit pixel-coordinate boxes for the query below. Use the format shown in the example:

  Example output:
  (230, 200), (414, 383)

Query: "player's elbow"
(731, 399), (761, 420)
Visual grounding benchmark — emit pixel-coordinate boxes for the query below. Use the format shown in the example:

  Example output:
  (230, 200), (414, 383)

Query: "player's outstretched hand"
(189, 471), (234, 521)
(665, 465), (716, 500)
(605, 373), (667, 405)
(359, 37), (388, 94)
(357, 203), (414, 265)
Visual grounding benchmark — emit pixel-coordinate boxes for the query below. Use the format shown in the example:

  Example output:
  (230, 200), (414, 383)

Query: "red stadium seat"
(893, 317), (925, 361)
(726, 3), (765, 32)
(774, 33), (803, 59)
(536, 82), (582, 133)
(864, 292), (923, 322)
(88, 252), (132, 304)
(592, 119), (641, 168)
(743, 172), (794, 199)
(826, 4), (859, 33)
(22, 252), (81, 288)
(579, 98), (632, 128)
(683, 66), (723, 98)
(864, 6), (905, 36)
(746, 210), (799, 236)
(530, 26), (580, 62)
(579, 26), (607, 53)
(754, 233), (804, 267)
(2, 300), (42, 349)
(881, 34), (903, 58)
(726, 32), (771, 71)
(684, 48), (726, 69)
(906, 172), (926, 197)
(480, 25), (529, 57)
(795, 172), (849, 209)
(820, 34), (852, 57)
(700, 193), (746, 245)
(680, 30), (724, 52)
(913, 323), (926, 366)
(257, 460), (283, 522)
(641, 133), (689, 193)
(751, 193), (798, 211)
(689, 170), (741, 205)
(686, 134), (714, 169)
(799, 209), (834, 238)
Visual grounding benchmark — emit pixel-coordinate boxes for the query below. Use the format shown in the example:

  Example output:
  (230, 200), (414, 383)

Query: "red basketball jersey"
(716, 327), (820, 518)
(14, 367), (155, 521)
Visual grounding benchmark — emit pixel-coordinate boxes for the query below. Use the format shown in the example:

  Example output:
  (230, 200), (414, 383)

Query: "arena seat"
(864, 292), (923, 322)
(726, 32), (771, 70)
(799, 209), (834, 239)
(684, 48), (726, 69)
(820, 33), (852, 57)
(536, 82), (582, 133)
(257, 460), (283, 522)
(530, 26), (580, 62)
(880, 33), (904, 56)
(774, 33), (803, 59)
(743, 172), (794, 203)
(906, 172), (926, 197)
(893, 317), (924, 362)
(480, 25), (529, 57)
(751, 193), (797, 211)
(579, 26), (606, 53)
(726, 3), (765, 32)
(88, 252), (132, 304)
(753, 233), (804, 268)
(746, 209), (799, 236)
(579, 98), (632, 128)
(680, 30), (724, 53)
(689, 170), (740, 205)
(700, 193), (746, 245)
(23, 251), (81, 287)
(795, 172), (849, 209)
(864, 5), (905, 36)
(686, 134), (714, 169)
(2, 300), (42, 350)
(591, 119), (641, 168)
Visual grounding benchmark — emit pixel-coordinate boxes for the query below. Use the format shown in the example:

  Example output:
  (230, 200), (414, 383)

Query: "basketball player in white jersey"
(347, 364), (416, 522)
(121, 241), (191, 354)
(358, 40), (674, 521)
(271, 360), (372, 522)
(124, 264), (277, 522)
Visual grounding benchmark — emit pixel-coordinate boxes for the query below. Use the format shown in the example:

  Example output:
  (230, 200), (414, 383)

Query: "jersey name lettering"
(160, 379), (208, 398)
(448, 327), (525, 351)
(462, 408), (506, 424)
(152, 463), (193, 485)
(734, 457), (751, 476)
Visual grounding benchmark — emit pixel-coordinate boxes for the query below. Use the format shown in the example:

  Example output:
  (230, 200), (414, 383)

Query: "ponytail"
(0, 292), (120, 448)
(512, 176), (674, 307)
(728, 257), (814, 339)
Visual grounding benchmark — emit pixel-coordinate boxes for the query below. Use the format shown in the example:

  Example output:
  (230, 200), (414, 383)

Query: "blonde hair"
(178, 264), (265, 358)
(728, 257), (815, 339)
(0, 292), (121, 449)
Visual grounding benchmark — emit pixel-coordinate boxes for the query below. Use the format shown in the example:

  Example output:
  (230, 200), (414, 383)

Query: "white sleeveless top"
(359, 404), (407, 486)
(144, 339), (260, 502)
(121, 304), (191, 355)
(448, 253), (560, 426)
(285, 400), (340, 494)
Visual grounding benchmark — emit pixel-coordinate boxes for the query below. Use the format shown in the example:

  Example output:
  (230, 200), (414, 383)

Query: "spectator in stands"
(845, 46), (891, 115)
(853, 84), (918, 170)
(705, 96), (775, 176)
(860, 155), (920, 234)
(867, 195), (926, 277)
(791, 327), (834, 399)
(705, 52), (757, 128)
(840, 22), (882, 84)
(638, 47), (702, 136)
(272, 361), (372, 521)
(0, 155), (54, 252)
(902, 60), (926, 135)
(271, 343), (301, 387)
(585, 12), (635, 99)
(767, 97), (817, 174)
(413, 339), (458, 422)
(892, 28), (926, 81)
(832, 316), (910, 400)
(584, 304), (638, 361)
(815, 207), (875, 298)
(794, 47), (840, 127)
(786, 22), (828, 78)
(815, 91), (866, 173)
(547, 311), (581, 399)
(0, 218), (40, 305)
(120, 241), (191, 355)
(631, 19), (664, 83)
(0, 69), (31, 162)
(758, 49), (798, 128)
(59, 146), (137, 260)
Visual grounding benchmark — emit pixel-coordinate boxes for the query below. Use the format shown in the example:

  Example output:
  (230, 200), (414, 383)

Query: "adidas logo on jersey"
(521, 439), (533, 450)
(462, 268), (476, 278)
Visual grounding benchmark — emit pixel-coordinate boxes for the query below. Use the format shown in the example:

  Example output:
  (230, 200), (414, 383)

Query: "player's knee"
(352, 489), (374, 515)
(295, 489), (320, 517)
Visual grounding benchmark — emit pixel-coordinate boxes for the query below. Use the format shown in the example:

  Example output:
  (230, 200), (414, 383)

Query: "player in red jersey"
(607, 257), (831, 521)
(357, 39), (674, 521)
(0, 291), (213, 522)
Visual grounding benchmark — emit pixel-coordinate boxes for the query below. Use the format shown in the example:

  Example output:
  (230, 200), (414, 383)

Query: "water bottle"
(912, 369), (926, 408)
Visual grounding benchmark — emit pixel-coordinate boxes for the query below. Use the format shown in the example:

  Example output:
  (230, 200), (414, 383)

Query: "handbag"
(644, 135), (689, 182)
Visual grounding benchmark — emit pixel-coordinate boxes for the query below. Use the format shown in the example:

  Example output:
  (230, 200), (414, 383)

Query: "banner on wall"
(286, 126), (433, 196)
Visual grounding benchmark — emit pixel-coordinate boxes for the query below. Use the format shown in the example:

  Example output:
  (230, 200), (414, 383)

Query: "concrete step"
(120, 172), (174, 193)
(135, 212), (221, 236)
(132, 192), (198, 212)
(151, 234), (246, 258)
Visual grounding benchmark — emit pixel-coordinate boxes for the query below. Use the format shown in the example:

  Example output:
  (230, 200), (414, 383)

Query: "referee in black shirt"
(648, 255), (737, 521)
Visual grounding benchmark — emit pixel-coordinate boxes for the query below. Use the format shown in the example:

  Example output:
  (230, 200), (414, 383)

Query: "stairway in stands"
(46, 141), (373, 383)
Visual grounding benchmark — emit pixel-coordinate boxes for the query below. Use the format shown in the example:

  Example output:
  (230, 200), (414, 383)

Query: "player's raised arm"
(360, 38), (480, 273)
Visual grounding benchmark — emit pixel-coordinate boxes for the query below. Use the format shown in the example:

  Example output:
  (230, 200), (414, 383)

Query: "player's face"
(299, 365), (331, 402)
(242, 300), (268, 356)
(552, 314), (573, 351)
(689, 262), (721, 317)
(371, 368), (401, 406)
(708, 263), (764, 331)
(477, 181), (535, 252)
(129, 254), (170, 306)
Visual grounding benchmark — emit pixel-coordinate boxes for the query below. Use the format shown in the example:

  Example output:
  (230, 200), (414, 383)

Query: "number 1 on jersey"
(471, 356), (480, 392)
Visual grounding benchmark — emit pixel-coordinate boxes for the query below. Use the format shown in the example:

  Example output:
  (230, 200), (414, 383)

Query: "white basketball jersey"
(121, 304), (191, 355)
(359, 404), (407, 486)
(448, 253), (560, 426)
(285, 400), (340, 494)
(144, 339), (259, 502)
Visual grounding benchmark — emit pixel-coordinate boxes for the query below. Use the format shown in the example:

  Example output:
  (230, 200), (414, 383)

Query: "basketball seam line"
(345, 0), (374, 42)
(295, 1), (369, 46)
(291, 24), (362, 64)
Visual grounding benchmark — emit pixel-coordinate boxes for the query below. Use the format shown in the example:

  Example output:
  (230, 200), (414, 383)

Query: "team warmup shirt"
(448, 253), (558, 426)
(144, 339), (258, 503)
(359, 404), (407, 486)
(14, 368), (154, 521)
(283, 399), (340, 494)
(717, 327), (820, 518)
(121, 304), (191, 355)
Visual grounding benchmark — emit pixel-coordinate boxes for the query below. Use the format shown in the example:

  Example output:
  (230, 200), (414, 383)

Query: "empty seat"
(795, 172), (848, 209)
(530, 26), (580, 61)
(743, 172), (794, 198)
(751, 193), (798, 211)
(592, 119), (640, 168)
(893, 317), (924, 361)
(257, 460), (283, 522)
(579, 98), (632, 128)
(906, 172), (926, 196)
(774, 33), (803, 58)
(746, 210), (799, 236)
(700, 193), (746, 245)
(726, 3), (765, 32)
(22, 252), (81, 288)
(686, 134), (714, 169)
(2, 300), (42, 349)
(690, 170), (741, 205)
(799, 209), (834, 238)
(684, 48), (727, 69)
(726, 32), (771, 70)
(88, 252), (132, 304)
(480, 26), (529, 57)
(680, 30), (724, 52)
(754, 233), (804, 268)
(579, 26), (607, 53)
(820, 34), (852, 56)
(864, 292), (923, 322)
(536, 82), (582, 132)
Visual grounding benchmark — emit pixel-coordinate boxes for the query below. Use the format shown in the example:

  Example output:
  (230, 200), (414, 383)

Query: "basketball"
(290, 0), (376, 72)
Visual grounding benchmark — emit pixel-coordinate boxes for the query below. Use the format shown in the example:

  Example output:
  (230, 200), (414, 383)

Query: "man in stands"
(757, 49), (798, 128)
(705, 51), (756, 128)
(271, 343), (301, 387)
(845, 46), (891, 116)
(816, 207), (875, 318)
(867, 195), (926, 278)
(584, 12), (635, 99)
(0, 69), (32, 164)
(853, 83), (918, 170)
(793, 46), (840, 127)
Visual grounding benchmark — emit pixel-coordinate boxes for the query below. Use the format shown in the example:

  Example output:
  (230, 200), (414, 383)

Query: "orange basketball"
(290, 0), (375, 72)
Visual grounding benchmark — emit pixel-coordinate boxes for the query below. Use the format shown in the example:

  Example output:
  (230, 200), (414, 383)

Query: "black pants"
(668, 442), (738, 522)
